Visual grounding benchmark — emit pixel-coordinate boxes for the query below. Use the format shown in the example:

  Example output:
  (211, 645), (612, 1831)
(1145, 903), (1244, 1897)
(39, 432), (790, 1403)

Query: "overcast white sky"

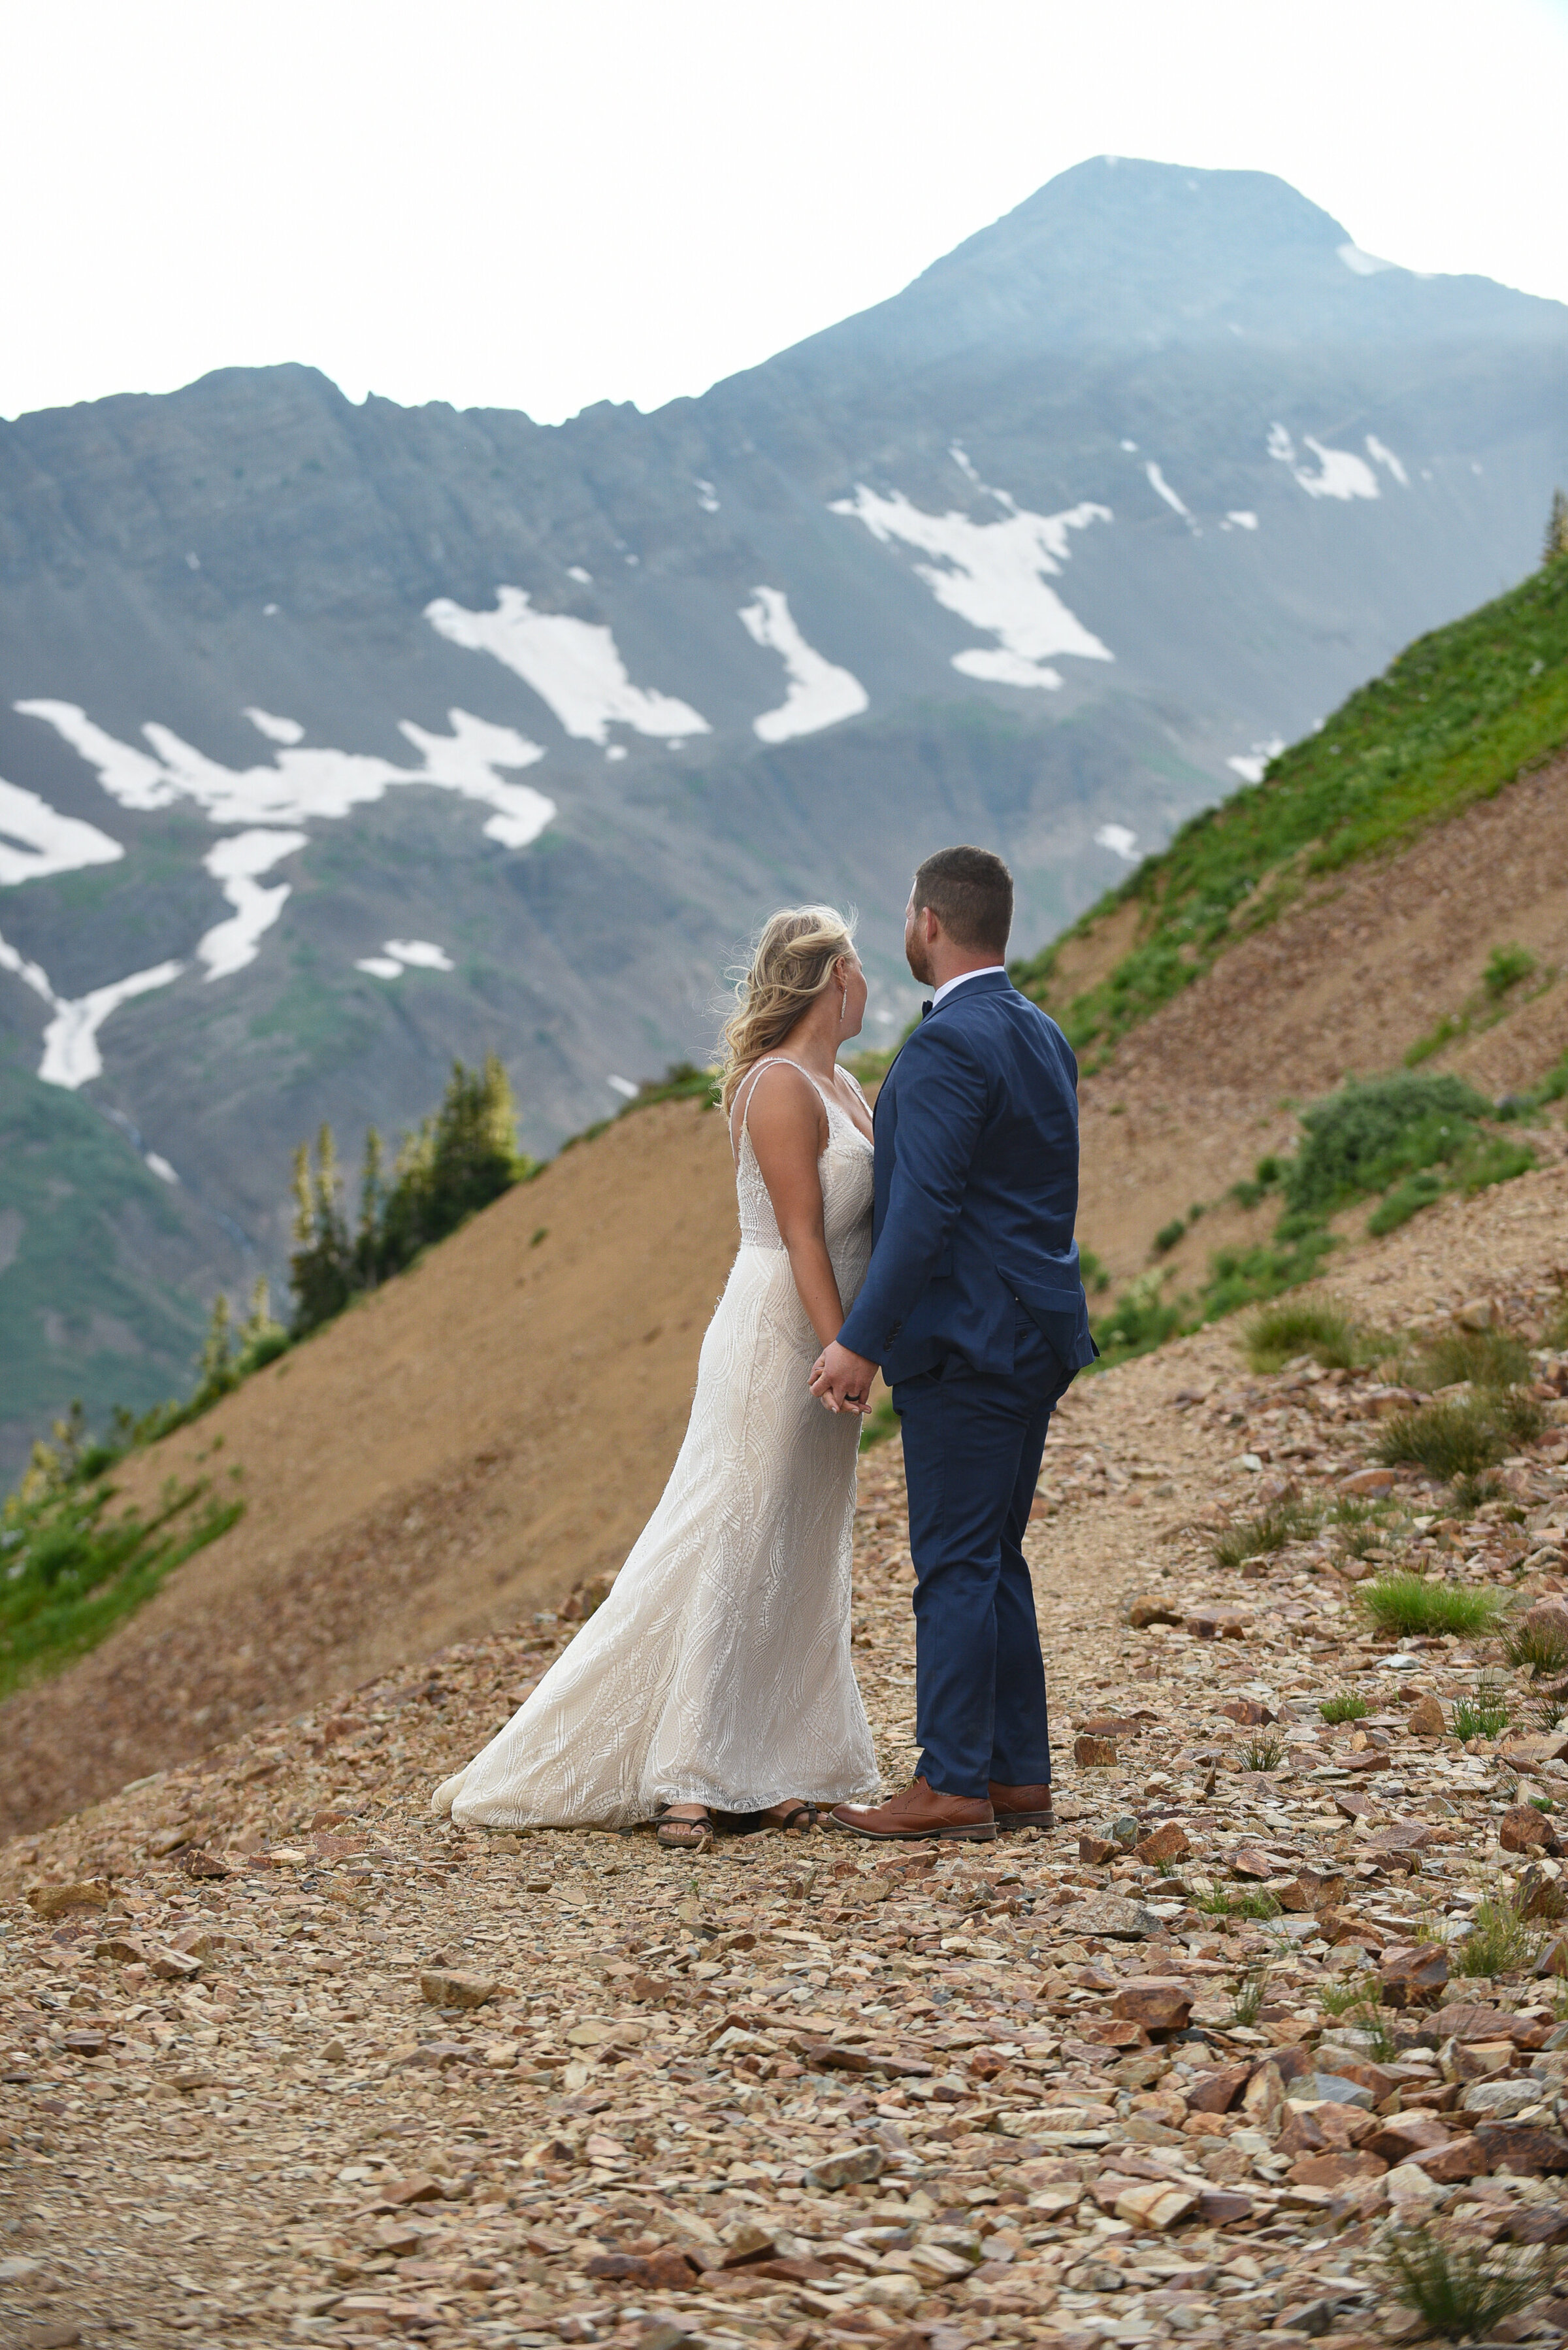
(6, 0), (1567, 426)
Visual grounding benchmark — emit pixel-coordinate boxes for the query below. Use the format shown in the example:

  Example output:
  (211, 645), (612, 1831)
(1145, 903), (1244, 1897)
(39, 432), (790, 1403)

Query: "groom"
(809, 845), (1095, 1841)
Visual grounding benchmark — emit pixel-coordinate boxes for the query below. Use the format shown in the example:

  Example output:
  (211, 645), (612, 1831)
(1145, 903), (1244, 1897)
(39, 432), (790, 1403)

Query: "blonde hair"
(719, 904), (857, 1114)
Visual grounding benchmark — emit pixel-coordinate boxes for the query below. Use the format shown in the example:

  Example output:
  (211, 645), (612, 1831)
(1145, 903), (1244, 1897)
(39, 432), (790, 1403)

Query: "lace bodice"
(733, 1059), (876, 1257)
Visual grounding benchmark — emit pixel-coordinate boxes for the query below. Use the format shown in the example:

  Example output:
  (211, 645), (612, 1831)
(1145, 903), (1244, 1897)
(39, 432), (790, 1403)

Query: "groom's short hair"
(913, 846), (1013, 953)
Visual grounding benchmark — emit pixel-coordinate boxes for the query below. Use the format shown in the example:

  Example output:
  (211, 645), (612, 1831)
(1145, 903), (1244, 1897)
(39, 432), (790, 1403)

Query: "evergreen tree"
(1546, 488), (1568, 565)
(355, 1127), (386, 1289)
(288, 1125), (353, 1334)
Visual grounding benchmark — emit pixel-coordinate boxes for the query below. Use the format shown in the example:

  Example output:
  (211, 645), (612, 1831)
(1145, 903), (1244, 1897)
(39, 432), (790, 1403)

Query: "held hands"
(809, 1339), (879, 1415)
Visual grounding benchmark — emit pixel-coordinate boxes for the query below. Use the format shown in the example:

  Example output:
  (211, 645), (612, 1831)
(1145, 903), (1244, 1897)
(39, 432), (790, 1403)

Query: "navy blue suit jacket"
(836, 969), (1095, 1387)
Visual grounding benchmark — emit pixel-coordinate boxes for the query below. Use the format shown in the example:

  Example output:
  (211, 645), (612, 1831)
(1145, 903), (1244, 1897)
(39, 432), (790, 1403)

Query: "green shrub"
(1453, 1696), (1511, 1742)
(1078, 1247), (1112, 1296)
(1240, 1732), (1286, 1771)
(1285, 1072), (1493, 1217)
(1375, 1397), (1508, 1479)
(1091, 1270), (1190, 1365)
(1404, 1014), (1465, 1068)
(1367, 1167), (1447, 1233)
(1484, 943), (1538, 1000)
(1199, 1226), (1337, 1319)
(1153, 1217), (1186, 1254)
(1319, 1691), (1373, 1723)
(1357, 1573), (1505, 1638)
(1245, 1297), (1367, 1373)
(1379, 2222), (1551, 2342)
(1212, 1499), (1320, 1566)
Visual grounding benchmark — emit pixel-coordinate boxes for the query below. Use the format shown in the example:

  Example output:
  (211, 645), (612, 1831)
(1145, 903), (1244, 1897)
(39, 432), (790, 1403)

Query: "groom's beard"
(904, 930), (933, 987)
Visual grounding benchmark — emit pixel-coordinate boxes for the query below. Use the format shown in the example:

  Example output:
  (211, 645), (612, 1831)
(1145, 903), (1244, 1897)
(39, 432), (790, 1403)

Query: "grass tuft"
(1375, 1397), (1508, 1480)
(1453, 1894), (1544, 1978)
(1416, 1325), (1532, 1391)
(1319, 1691), (1373, 1723)
(1211, 1499), (1320, 1568)
(1379, 2224), (1552, 2342)
(1239, 1732), (1287, 1771)
(1228, 1961), (1273, 2027)
(1245, 1297), (1370, 1374)
(1357, 1573), (1507, 1638)
(1452, 1696), (1511, 1742)
(1505, 1617), (1568, 1679)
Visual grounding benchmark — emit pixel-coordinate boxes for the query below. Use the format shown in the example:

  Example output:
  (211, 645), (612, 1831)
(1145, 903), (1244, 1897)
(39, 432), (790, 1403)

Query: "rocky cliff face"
(1, 155), (1565, 1462)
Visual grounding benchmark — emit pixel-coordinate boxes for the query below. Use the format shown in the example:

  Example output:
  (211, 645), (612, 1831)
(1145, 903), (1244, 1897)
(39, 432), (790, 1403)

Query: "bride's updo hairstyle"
(719, 904), (857, 1114)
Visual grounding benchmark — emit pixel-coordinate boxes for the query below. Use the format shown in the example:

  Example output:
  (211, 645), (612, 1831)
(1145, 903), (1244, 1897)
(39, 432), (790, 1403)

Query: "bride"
(431, 905), (881, 1848)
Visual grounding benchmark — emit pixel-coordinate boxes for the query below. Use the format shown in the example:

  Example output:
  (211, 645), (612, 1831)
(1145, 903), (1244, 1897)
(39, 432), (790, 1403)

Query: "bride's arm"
(744, 1070), (846, 1349)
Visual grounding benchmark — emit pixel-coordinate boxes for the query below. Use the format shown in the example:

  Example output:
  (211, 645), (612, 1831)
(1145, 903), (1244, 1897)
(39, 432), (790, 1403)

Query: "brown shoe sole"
(994, 1807), (1055, 1829)
(830, 1813), (998, 1842)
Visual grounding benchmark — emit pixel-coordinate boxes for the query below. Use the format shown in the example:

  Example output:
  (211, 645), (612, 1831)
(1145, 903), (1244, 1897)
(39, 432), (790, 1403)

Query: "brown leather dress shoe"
(830, 1777), (997, 1842)
(988, 1781), (1054, 1829)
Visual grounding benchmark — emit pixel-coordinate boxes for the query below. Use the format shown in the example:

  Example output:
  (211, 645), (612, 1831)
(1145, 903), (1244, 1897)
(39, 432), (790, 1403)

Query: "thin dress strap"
(730, 1057), (832, 1161)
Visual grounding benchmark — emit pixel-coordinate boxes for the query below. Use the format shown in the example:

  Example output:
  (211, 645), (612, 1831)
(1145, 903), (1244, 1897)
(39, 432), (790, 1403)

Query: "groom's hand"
(809, 1340), (878, 1414)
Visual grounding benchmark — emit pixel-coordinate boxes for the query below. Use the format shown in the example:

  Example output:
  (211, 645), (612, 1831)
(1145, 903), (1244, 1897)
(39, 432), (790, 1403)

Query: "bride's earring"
(839, 986), (847, 1027)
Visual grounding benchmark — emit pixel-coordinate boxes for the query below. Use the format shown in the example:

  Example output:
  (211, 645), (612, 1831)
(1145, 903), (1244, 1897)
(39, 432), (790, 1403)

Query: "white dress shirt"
(930, 963), (1004, 1011)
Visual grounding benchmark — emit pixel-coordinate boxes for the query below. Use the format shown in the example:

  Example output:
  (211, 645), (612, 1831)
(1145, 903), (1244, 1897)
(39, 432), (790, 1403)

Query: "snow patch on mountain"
(1228, 736), (1286, 784)
(1267, 426), (1380, 503)
(0, 778), (124, 887)
(244, 707), (304, 746)
(197, 830), (306, 981)
(1365, 435), (1410, 487)
(0, 926), (184, 1089)
(15, 701), (555, 851)
(355, 938), (455, 980)
(1144, 463), (1191, 520)
(738, 588), (868, 743)
(830, 484), (1113, 689)
(425, 586), (710, 746)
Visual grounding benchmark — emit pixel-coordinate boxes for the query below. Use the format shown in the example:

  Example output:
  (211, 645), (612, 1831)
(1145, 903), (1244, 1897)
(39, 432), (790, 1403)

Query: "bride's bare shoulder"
(731, 1059), (828, 1157)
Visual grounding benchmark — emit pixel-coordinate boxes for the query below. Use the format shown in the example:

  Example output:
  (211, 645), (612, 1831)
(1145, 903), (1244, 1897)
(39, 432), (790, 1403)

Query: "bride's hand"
(809, 1340), (877, 1413)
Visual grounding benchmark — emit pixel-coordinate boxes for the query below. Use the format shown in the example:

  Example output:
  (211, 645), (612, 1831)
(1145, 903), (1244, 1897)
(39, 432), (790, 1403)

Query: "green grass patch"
(1453, 1893), (1544, 1978)
(1357, 1572), (1507, 1638)
(1374, 1390), (1544, 1480)
(1453, 1696), (1511, 1742)
(1239, 1732), (1286, 1771)
(1319, 1691), (1373, 1724)
(1244, 1296), (1371, 1374)
(1414, 1326), (1533, 1391)
(0, 1458), (242, 1698)
(1011, 554), (1568, 1059)
(1211, 1499), (1320, 1568)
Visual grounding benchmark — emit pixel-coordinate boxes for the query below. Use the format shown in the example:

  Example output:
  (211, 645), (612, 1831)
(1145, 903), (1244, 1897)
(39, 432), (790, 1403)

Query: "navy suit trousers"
(894, 1308), (1079, 1799)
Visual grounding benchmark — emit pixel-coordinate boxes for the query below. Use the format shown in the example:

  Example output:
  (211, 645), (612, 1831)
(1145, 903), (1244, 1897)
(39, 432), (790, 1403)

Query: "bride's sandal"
(655, 1805), (714, 1851)
(759, 1801), (818, 1835)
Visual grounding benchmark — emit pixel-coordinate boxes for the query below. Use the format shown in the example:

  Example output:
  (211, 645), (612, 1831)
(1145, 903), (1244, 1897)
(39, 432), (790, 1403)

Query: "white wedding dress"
(431, 1060), (880, 1828)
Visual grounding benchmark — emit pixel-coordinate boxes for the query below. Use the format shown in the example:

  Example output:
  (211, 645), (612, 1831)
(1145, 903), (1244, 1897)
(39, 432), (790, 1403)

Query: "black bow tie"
(921, 1000), (933, 1020)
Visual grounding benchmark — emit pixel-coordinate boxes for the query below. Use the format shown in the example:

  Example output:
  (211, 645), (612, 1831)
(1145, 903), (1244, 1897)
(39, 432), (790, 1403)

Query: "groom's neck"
(925, 944), (1004, 993)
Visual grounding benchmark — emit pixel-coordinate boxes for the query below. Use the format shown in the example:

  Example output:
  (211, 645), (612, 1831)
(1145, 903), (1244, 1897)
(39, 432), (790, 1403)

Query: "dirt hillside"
(1074, 752), (1568, 1284)
(3, 754), (1565, 1838)
(0, 1100), (739, 1838)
